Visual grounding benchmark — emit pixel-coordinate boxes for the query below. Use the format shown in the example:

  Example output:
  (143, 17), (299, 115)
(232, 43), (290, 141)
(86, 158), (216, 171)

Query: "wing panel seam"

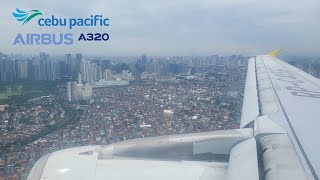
(263, 58), (319, 180)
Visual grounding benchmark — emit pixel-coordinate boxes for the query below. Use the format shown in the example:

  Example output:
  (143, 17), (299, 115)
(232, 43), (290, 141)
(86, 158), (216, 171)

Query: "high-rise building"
(104, 69), (113, 80)
(134, 63), (143, 85)
(145, 60), (155, 74)
(76, 53), (82, 64)
(27, 60), (33, 79)
(65, 54), (72, 76)
(67, 81), (72, 102)
(100, 59), (110, 72)
(71, 81), (78, 101)
(122, 70), (129, 78)
(97, 64), (102, 81)
(47, 60), (58, 80)
(0, 59), (15, 81)
(80, 59), (90, 83)
(78, 72), (82, 84)
(17, 61), (28, 79)
(75, 53), (82, 73)
(39, 59), (47, 80)
(91, 63), (99, 82)
(82, 83), (92, 101)
(59, 61), (67, 78)
(67, 81), (80, 102)
(77, 84), (84, 100)
(32, 58), (40, 80)
(142, 54), (147, 65)
(66, 54), (71, 64)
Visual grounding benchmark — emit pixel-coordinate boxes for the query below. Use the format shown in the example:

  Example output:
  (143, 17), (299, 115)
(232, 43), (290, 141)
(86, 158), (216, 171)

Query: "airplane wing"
(241, 50), (320, 180)
(28, 51), (319, 180)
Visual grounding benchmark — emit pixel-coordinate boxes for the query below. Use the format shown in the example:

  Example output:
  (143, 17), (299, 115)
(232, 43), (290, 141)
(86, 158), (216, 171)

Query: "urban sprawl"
(1, 52), (318, 179)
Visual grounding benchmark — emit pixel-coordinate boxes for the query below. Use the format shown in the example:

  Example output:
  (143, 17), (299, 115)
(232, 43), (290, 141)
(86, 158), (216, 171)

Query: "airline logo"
(12, 8), (42, 25)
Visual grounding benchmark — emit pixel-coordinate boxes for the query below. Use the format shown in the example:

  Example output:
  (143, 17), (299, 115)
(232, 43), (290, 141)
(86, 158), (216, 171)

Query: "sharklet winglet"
(267, 49), (282, 57)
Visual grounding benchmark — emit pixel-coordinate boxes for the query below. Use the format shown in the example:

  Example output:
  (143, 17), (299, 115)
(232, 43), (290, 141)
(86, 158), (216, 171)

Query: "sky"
(0, 0), (319, 56)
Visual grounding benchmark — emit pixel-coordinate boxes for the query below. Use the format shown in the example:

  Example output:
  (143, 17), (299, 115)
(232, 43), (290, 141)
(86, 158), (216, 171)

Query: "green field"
(0, 85), (22, 99)
(0, 81), (58, 105)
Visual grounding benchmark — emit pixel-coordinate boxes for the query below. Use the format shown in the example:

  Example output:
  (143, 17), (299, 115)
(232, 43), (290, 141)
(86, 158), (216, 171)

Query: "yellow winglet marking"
(267, 49), (282, 57)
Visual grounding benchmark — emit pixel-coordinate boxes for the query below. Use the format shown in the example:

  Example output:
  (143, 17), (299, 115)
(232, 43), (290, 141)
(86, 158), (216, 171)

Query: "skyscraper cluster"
(66, 81), (92, 102)
(122, 70), (129, 78)
(80, 59), (102, 84)
(0, 52), (76, 82)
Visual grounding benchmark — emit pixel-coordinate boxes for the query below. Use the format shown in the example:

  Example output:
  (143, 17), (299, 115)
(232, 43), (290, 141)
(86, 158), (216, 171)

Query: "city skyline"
(0, 52), (248, 81)
(1, 0), (320, 56)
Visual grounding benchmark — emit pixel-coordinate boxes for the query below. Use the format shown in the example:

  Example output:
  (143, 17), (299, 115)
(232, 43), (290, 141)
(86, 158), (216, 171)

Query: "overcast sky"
(0, 0), (319, 56)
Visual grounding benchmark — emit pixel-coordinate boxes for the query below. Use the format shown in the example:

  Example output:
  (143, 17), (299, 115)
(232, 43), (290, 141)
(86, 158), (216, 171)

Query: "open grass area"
(0, 81), (59, 105)
(0, 85), (23, 99)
